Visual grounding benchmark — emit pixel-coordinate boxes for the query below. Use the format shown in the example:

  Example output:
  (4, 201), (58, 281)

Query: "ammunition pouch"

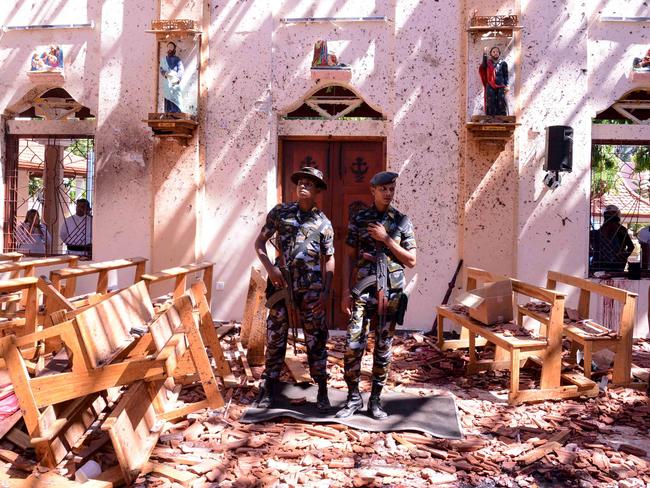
(396, 292), (408, 325)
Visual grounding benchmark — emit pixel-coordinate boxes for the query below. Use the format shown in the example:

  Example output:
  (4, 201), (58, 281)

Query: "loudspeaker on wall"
(544, 125), (573, 172)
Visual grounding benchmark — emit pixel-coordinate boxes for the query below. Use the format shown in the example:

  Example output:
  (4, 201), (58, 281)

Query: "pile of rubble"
(1, 332), (648, 487)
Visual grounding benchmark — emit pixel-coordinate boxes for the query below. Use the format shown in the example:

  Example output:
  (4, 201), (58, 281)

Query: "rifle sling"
(289, 220), (328, 262)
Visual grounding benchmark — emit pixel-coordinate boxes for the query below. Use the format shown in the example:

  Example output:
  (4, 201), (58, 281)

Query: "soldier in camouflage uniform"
(336, 171), (417, 419)
(253, 167), (335, 410)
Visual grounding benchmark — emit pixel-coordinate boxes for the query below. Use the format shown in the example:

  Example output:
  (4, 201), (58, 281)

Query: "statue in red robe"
(479, 46), (509, 116)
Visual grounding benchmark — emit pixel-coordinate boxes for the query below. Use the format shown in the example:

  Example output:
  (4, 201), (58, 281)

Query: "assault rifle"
(264, 221), (328, 354)
(429, 259), (463, 336)
(351, 218), (408, 328)
(265, 236), (300, 355)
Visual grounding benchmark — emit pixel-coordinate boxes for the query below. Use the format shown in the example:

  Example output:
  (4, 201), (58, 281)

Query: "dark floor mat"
(240, 382), (462, 439)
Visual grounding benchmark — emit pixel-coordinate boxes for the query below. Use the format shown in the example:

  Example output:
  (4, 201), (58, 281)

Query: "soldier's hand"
(341, 293), (352, 317)
(368, 223), (389, 244)
(269, 267), (285, 288)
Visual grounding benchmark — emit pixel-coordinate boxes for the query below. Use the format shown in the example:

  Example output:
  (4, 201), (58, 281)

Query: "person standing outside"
(16, 209), (51, 255)
(479, 46), (509, 116)
(336, 171), (416, 419)
(253, 167), (335, 410)
(159, 41), (184, 113)
(61, 198), (92, 258)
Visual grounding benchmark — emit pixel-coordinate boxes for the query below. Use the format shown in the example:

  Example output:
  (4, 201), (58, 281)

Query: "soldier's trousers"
(343, 288), (401, 387)
(264, 289), (328, 381)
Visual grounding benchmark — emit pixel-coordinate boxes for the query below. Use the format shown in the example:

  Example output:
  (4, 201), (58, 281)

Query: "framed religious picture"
(30, 45), (64, 73)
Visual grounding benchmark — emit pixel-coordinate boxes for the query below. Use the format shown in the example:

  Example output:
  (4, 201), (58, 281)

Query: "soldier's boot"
(335, 383), (363, 418)
(367, 383), (388, 420)
(254, 378), (277, 408)
(316, 378), (331, 411)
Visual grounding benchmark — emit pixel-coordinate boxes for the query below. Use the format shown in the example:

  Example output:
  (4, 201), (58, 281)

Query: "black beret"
(370, 171), (398, 186)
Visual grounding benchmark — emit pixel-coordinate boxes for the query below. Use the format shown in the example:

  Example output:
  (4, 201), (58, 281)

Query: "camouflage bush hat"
(291, 166), (327, 190)
(370, 171), (399, 187)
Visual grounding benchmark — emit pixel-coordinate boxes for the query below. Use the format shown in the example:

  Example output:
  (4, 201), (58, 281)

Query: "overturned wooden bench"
(0, 280), (223, 472)
(436, 267), (598, 404)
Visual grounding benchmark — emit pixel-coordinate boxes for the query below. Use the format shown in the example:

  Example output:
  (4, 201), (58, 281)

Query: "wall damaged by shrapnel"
(0, 0), (649, 335)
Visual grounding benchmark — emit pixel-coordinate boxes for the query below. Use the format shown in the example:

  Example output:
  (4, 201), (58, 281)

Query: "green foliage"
(592, 119), (632, 125)
(632, 146), (650, 172)
(28, 176), (43, 199)
(591, 145), (620, 197)
(67, 139), (94, 158)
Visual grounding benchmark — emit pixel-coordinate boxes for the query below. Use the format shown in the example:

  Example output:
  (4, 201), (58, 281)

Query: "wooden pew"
(48, 257), (146, 301)
(37, 277), (237, 387)
(0, 252), (22, 263)
(0, 277), (39, 360)
(0, 281), (223, 469)
(543, 271), (637, 385)
(0, 256), (79, 316)
(436, 267), (597, 404)
(141, 261), (214, 306)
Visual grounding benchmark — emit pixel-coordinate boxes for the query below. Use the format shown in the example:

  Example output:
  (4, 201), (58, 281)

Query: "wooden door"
(281, 139), (385, 328)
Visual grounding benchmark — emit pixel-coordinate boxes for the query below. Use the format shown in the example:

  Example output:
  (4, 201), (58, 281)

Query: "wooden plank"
(102, 381), (161, 485)
(51, 258), (148, 279)
(176, 296), (224, 408)
(0, 336), (44, 439)
(547, 270), (635, 302)
(516, 441), (562, 464)
(5, 427), (30, 450)
(284, 353), (311, 383)
(189, 282), (236, 386)
(147, 461), (197, 486)
(240, 267), (266, 350)
(28, 360), (167, 408)
(235, 340), (256, 386)
(0, 256), (77, 275)
(0, 411), (22, 440)
(539, 293), (564, 390)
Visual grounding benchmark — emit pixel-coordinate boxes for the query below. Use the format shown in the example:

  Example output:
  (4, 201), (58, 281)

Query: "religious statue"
(159, 41), (184, 113)
(312, 40), (340, 68)
(633, 48), (650, 71)
(478, 46), (509, 116)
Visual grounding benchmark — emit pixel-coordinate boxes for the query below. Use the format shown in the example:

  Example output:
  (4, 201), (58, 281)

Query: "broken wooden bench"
(48, 256), (147, 301)
(436, 267), (598, 404)
(0, 280), (224, 479)
(0, 256), (79, 322)
(141, 261), (214, 308)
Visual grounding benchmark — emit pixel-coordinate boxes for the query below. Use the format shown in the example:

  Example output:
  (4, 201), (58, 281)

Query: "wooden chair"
(0, 281), (223, 468)
(543, 271), (637, 385)
(436, 267), (597, 404)
(141, 261), (214, 308)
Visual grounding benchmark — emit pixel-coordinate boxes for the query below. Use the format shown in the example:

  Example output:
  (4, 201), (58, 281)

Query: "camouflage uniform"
(261, 202), (334, 381)
(344, 205), (416, 387)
